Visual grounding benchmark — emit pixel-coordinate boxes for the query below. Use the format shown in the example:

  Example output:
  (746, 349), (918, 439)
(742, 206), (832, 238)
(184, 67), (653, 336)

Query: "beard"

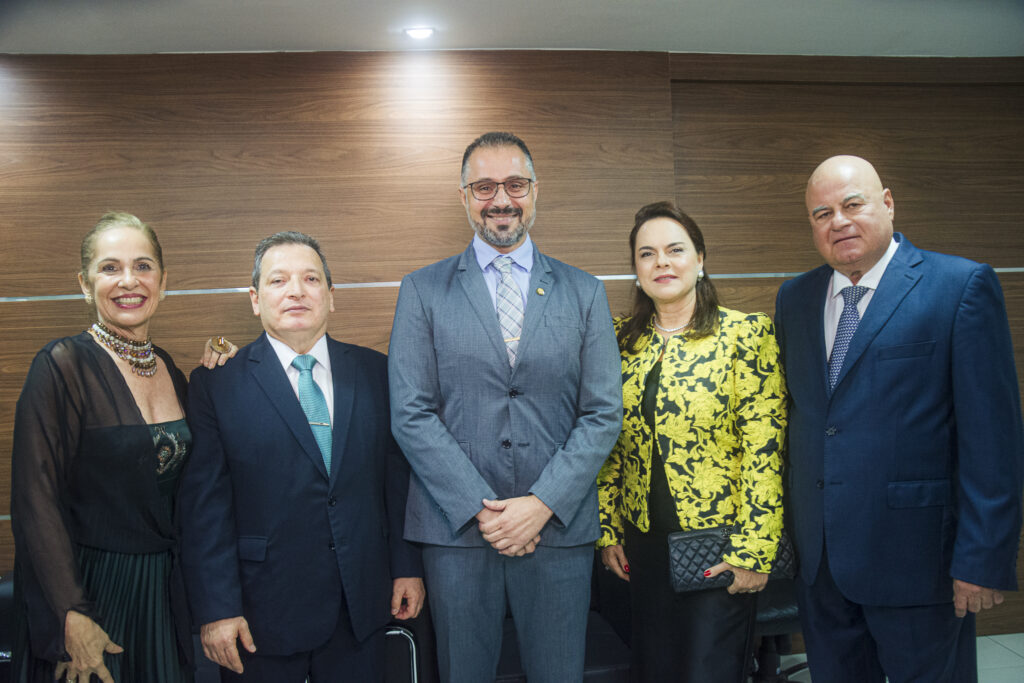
(471, 207), (534, 249)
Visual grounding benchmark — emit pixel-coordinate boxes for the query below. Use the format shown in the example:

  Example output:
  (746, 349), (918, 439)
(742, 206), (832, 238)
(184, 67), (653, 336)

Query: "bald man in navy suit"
(775, 156), (1023, 682)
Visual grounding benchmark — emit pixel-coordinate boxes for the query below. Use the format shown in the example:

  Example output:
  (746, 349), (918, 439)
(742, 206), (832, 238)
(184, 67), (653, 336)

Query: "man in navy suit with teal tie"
(180, 232), (424, 682)
(775, 155), (1024, 682)
(388, 132), (623, 682)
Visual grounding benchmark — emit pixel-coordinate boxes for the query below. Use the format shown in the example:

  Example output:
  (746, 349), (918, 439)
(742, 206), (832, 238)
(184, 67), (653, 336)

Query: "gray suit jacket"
(389, 242), (623, 547)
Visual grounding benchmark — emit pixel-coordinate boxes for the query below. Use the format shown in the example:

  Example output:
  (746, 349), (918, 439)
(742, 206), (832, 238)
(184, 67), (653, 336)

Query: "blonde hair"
(80, 212), (164, 283)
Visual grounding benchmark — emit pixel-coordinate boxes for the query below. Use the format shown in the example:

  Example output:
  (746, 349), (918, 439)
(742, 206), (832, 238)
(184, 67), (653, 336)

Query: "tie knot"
(493, 255), (514, 274)
(291, 354), (317, 372)
(841, 285), (869, 306)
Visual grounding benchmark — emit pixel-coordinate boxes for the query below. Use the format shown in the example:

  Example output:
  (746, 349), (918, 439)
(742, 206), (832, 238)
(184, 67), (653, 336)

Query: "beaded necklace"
(91, 321), (158, 377)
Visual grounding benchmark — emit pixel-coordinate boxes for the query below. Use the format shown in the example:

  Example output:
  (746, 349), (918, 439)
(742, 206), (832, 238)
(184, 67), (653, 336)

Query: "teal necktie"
(291, 354), (332, 471)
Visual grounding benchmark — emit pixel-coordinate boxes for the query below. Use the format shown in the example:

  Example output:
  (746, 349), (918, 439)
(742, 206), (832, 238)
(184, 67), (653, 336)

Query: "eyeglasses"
(462, 178), (534, 201)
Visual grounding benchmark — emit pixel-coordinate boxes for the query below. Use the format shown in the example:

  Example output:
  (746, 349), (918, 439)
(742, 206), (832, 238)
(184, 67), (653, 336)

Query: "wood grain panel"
(672, 81), (1024, 274)
(0, 520), (12, 575)
(0, 51), (672, 297)
(670, 54), (1024, 84)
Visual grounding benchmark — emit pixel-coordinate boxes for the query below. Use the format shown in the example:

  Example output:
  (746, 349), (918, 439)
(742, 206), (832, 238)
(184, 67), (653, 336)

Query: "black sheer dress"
(10, 332), (193, 683)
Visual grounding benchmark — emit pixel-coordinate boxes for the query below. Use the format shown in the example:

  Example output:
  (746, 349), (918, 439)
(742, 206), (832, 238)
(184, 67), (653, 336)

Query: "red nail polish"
(624, 564), (630, 573)
(703, 570), (711, 577)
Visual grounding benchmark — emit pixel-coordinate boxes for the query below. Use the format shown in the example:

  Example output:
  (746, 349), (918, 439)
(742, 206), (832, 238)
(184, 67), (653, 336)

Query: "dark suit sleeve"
(949, 264), (1024, 590)
(179, 367), (245, 626)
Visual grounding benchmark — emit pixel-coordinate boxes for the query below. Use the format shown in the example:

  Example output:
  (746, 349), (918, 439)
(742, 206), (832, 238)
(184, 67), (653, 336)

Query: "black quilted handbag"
(667, 526), (796, 593)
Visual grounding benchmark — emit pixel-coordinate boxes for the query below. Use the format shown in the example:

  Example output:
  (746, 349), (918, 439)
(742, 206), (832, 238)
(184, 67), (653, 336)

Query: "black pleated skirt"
(14, 546), (191, 683)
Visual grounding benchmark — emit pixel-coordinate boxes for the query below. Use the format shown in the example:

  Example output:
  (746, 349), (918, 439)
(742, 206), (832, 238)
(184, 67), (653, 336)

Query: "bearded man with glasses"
(388, 131), (623, 683)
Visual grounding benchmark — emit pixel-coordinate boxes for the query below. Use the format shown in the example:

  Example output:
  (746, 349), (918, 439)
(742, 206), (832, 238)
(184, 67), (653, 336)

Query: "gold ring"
(210, 336), (232, 354)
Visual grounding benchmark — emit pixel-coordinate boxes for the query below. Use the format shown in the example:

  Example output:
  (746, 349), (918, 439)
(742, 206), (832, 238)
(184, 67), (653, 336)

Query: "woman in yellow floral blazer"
(597, 201), (786, 682)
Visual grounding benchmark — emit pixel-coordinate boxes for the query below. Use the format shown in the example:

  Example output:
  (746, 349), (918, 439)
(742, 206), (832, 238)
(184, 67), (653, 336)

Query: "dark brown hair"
(461, 132), (535, 184)
(617, 201), (720, 353)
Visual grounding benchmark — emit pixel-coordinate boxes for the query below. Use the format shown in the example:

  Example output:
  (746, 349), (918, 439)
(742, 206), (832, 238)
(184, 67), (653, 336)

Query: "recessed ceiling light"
(404, 27), (435, 40)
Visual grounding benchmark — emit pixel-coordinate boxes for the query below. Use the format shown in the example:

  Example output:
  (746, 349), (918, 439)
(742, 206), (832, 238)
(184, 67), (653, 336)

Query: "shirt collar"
(266, 333), (331, 374)
(830, 237), (900, 298)
(472, 233), (534, 273)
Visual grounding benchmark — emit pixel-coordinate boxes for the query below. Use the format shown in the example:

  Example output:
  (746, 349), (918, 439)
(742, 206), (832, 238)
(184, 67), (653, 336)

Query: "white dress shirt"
(266, 333), (334, 422)
(824, 237), (900, 360)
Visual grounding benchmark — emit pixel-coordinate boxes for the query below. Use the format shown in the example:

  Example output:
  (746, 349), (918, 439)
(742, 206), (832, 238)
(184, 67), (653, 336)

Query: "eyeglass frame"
(461, 177), (535, 201)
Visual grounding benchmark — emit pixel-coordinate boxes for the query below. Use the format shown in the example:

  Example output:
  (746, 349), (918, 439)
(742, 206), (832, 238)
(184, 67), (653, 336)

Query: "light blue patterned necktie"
(828, 285), (869, 390)
(291, 354), (332, 471)
(493, 255), (524, 367)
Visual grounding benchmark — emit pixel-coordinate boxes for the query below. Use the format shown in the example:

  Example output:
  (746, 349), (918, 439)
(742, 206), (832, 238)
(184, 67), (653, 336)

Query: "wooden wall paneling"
(0, 521), (11, 575)
(672, 81), (1024, 275)
(669, 54), (1024, 84)
(0, 51), (672, 299)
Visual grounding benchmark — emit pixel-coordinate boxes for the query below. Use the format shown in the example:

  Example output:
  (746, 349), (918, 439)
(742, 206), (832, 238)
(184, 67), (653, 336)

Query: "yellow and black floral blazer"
(597, 307), (787, 573)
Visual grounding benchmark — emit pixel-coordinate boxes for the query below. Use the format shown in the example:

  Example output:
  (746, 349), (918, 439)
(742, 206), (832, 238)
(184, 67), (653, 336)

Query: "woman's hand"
(58, 610), (123, 683)
(706, 561), (768, 595)
(200, 336), (239, 369)
(600, 545), (631, 582)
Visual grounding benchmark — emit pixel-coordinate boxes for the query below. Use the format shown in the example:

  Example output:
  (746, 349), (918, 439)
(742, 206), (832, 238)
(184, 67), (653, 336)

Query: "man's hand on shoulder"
(391, 577), (426, 620)
(199, 336), (239, 369)
(478, 495), (551, 556)
(953, 579), (1005, 618)
(200, 616), (256, 674)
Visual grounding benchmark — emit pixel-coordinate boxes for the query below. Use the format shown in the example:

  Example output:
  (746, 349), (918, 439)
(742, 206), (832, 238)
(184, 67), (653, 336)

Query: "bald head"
(807, 155), (884, 207)
(805, 155), (895, 284)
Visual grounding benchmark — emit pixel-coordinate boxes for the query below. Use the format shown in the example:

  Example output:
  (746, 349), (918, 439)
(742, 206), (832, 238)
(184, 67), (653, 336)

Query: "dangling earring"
(634, 279), (641, 289)
(159, 291), (166, 300)
(84, 293), (94, 304)
(697, 270), (705, 281)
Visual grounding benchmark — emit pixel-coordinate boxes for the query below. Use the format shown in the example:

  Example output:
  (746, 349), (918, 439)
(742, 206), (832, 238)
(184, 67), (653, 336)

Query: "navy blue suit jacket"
(179, 333), (421, 654)
(775, 234), (1023, 606)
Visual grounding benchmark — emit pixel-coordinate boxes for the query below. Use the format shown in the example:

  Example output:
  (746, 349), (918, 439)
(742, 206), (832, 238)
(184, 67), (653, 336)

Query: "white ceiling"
(1, 0), (1022, 56)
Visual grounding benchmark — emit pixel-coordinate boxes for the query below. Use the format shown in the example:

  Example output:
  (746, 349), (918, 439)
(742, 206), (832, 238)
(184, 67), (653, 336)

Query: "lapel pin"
(536, 287), (546, 296)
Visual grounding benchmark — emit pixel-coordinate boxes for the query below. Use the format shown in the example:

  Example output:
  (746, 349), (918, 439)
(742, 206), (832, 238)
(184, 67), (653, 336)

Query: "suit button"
(501, 439), (512, 449)
(328, 497), (337, 507)
(816, 480), (824, 489)
(509, 388), (519, 398)
(328, 541), (336, 550)
(825, 426), (838, 436)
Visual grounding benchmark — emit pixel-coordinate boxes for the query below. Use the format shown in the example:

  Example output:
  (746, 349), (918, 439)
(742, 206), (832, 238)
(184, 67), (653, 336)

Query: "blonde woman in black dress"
(11, 212), (235, 683)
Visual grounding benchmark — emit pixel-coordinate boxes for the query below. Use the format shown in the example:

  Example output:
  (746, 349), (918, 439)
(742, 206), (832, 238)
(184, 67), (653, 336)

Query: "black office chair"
(384, 603), (440, 683)
(750, 578), (809, 682)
